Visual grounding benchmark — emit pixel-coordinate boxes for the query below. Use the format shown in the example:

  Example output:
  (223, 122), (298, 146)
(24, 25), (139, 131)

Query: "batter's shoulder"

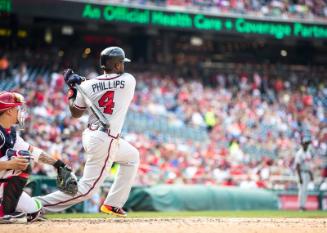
(123, 72), (135, 79)
(80, 77), (94, 88)
(122, 73), (136, 84)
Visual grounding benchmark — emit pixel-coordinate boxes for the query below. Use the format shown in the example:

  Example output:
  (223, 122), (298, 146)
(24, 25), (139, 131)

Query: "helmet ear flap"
(100, 55), (121, 71)
(100, 55), (107, 69)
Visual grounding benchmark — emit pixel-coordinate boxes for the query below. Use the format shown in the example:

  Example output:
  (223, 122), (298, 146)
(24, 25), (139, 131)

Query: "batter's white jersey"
(73, 73), (136, 137)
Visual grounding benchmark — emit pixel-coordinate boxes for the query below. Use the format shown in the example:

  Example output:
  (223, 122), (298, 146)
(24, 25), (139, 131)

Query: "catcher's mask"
(0, 92), (28, 130)
(17, 104), (28, 130)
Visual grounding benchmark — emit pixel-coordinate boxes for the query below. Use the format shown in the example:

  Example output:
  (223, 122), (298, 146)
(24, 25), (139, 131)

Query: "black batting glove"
(63, 69), (85, 88)
(63, 69), (74, 86)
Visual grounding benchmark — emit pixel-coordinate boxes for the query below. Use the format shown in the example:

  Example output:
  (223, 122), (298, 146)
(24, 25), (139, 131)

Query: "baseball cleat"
(0, 212), (27, 224)
(100, 204), (127, 217)
(27, 209), (47, 223)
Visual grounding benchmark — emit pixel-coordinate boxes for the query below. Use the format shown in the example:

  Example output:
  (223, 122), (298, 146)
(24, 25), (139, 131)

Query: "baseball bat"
(75, 84), (110, 128)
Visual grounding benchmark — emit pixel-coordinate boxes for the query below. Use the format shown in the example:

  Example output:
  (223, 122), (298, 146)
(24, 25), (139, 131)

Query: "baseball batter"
(0, 91), (77, 223)
(36, 47), (140, 217)
(295, 136), (314, 211)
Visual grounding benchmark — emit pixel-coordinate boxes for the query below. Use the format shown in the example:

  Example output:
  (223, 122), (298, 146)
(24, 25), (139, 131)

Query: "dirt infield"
(2, 218), (326, 233)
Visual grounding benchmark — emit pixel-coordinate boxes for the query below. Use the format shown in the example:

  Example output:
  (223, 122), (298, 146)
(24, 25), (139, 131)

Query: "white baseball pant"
(35, 128), (139, 212)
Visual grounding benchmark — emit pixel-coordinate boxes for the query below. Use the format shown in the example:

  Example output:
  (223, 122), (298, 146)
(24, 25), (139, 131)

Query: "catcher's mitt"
(57, 166), (78, 196)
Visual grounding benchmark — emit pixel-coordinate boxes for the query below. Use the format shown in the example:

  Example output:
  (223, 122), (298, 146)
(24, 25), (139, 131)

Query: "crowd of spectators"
(0, 56), (325, 193)
(129, 67), (327, 190)
(98, 0), (327, 20)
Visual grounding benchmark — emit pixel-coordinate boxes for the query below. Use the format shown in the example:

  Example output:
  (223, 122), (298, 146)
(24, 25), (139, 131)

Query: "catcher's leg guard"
(2, 174), (29, 215)
(0, 204), (4, 217)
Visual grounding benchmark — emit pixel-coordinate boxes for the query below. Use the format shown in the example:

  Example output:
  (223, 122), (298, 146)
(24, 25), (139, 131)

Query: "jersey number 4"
(98, 91), (115, 114)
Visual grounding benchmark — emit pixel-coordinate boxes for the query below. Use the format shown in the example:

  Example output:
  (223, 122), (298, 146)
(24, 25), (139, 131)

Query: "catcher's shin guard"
(0, 204), (4, 217)
(1, 175), (29, 215)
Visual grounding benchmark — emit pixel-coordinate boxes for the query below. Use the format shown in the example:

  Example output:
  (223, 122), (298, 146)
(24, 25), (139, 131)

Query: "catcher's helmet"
(100, 47), (130, 70)
(0, 92), (24, 113)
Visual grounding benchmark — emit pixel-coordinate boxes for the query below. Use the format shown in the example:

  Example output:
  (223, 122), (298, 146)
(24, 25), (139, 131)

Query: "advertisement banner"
(11, 0), (327, 40)
(279, 194), (319, 210)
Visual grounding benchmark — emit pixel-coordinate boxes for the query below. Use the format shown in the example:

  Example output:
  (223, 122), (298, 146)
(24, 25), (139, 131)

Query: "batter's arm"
(69, 99), (85, 118)
(64, 69), (87, 118)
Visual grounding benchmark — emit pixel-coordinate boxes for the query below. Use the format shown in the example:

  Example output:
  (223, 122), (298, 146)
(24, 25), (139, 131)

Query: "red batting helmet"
(0, 92), (25, 113)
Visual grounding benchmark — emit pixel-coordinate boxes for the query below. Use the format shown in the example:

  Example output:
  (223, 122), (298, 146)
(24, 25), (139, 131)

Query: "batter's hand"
(63, 69), (85, 88)
(6, 157), (29, 170)
(63, 69), (74, 82)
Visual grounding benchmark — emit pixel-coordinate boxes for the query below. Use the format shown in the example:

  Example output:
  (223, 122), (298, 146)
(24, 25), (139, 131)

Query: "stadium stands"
(1, 50), (326, 191)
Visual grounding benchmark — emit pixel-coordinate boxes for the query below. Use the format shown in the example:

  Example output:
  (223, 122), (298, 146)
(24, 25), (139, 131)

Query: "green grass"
(47, 210), (327, 219)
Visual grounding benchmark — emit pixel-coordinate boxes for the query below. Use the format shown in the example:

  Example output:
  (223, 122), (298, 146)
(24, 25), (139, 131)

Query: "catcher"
(0, 91), (78, 224)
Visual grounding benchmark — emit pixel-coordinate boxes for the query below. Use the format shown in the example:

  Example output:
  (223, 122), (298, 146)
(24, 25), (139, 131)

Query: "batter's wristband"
(67, 88), (77, 100)
(54, 160), (66, 169)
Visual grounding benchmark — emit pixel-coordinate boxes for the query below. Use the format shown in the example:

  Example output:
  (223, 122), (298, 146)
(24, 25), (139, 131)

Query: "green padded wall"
(125, 185), (279, 211)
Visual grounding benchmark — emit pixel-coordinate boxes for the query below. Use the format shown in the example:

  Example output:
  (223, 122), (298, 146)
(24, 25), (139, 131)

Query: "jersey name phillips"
(92, 80), (125, 93)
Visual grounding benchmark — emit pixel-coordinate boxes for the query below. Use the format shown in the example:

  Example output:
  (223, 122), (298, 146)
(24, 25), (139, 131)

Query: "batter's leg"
(103, 138), (139, 208)
(36, 130), (117, 212)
